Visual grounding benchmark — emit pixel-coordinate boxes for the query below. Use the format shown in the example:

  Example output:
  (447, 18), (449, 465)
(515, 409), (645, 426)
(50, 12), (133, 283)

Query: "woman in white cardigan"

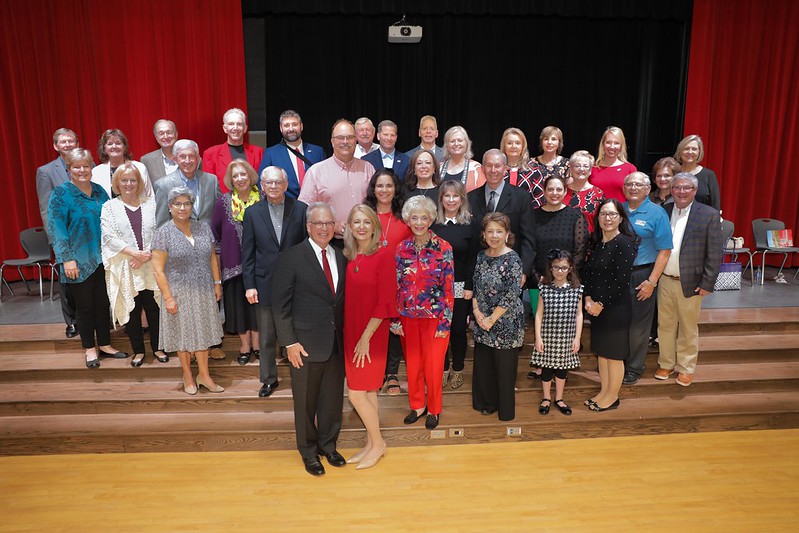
(101, 163), (166, 366)
(92, 129), (154, 200)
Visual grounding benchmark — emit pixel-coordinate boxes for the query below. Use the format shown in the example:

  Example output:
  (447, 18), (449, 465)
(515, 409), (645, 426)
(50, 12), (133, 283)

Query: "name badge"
(635, 219), (647, 227)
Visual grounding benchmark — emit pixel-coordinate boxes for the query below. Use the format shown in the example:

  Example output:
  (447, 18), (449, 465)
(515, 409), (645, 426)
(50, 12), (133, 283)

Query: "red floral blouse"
(395, 230), (455, 335)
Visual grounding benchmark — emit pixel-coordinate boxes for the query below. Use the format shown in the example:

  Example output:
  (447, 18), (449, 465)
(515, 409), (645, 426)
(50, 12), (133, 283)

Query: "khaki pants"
(657, 276), (703, 374)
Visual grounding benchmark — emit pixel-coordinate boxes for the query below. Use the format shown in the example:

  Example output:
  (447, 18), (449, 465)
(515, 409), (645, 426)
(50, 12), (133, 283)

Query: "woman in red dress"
(343, 204), (397, 469)
(590, 126), (637, 202)
(363, 169), (412, 395)
(564, 150), (605, 233)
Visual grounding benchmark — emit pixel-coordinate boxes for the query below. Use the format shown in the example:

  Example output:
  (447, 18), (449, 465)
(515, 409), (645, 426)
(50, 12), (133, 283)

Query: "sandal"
(384, 375), (401, 395)
(153, 351), (169, 363)
(538, 398), (551, 415)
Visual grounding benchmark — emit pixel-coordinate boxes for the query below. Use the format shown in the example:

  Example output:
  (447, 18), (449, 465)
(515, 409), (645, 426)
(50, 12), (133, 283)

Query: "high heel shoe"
(183, 379), (198, 395)
(590, 398), (620, 412)
(196, 377), (224, 393)
(347, 446), (370, 464)
(356, 446), (387, 470)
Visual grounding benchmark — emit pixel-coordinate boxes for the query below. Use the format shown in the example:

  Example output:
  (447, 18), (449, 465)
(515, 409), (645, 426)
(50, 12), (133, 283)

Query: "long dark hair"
(402, 149), (441, 192)
(591, 198), (639, 244)
(364, 168), (403, 219)
(541, 249), (581, 288)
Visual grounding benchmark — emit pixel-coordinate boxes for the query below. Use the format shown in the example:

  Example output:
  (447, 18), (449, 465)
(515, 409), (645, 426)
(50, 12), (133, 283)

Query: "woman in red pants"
(393, 195), (455, 430)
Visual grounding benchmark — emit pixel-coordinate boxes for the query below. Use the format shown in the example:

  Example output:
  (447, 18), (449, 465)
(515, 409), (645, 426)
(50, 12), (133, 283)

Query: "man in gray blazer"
(141, 119), (179, 183)
(153, 139), (221, 228)
(35, 127), (79, 337)
(656, 172), (722, 387)
(404, 115), (444, 161)
(271, 202), (347, 476)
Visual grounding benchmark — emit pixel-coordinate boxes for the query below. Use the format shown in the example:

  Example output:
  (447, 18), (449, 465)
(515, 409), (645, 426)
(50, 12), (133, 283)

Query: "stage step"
(1, 307), (798, 456)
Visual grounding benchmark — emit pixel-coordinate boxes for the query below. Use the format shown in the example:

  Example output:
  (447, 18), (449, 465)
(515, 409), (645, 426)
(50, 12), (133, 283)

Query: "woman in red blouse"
(590, 126), (637, 202)
(565, 150), (605, 233)
(393, 195), (455, 430)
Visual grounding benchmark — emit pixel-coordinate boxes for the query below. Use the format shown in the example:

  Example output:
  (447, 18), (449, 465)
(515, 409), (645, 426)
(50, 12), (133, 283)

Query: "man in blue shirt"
(622, 172), (672, 384)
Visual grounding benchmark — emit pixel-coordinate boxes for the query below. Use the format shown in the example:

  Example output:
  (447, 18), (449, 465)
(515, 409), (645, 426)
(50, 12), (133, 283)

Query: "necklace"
(353, 253), (365, 273)
(379, 212), (393, 248)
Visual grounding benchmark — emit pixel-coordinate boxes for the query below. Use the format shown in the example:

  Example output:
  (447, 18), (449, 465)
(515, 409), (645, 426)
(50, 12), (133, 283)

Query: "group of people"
(36, 111), (723, 476)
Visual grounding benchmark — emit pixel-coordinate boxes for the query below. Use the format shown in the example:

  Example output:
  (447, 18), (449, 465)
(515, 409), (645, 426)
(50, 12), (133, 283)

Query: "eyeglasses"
(624, 182), (649, 189)
(598, 212), (619, 219)
(671, 185), (696, 192)
(309, 221), (335, 228)
(551, 266), (571, 272)
(332, 135), (355, 142)
(572, 164), (591, 170)
(262, 180), (285, 187)
(171, 201), (192, 209)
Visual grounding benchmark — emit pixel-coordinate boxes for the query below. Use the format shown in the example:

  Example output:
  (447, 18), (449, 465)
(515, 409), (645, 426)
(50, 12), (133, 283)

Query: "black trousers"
(59, 273), (77, 327)
(472, 342), (519, 421)
(69, 265), (111, 349)
(384, 331), (403, 377)
(444, 297), (470, 372)
(125, 290), (160, 353)
(289, 349), (345, 460)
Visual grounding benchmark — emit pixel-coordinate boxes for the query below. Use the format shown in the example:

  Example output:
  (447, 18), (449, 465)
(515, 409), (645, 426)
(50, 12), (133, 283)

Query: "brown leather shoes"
(676, 372), (694, 386)
(654, 368), (673, 380)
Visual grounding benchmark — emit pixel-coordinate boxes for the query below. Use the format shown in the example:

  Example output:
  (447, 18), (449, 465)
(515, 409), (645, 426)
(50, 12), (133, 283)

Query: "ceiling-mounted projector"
(388, 25), (422, 43)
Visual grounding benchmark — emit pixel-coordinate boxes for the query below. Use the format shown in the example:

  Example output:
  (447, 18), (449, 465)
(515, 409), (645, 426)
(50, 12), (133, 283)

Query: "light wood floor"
(2, 430), (798, 532)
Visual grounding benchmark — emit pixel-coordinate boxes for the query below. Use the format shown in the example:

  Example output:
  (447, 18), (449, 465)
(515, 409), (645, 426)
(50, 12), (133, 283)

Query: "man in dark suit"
(242, 166), (308, 396)
(468, 148), (536, 283)
(362, 120), (410, 181)
(35, 127), (78, 338)
(656, 172), (722, 387)
(202, 108), (264, 193)
(153, 139), (221, 228)
(141, 119), (179, 183)
(272, 202), (347, 476)
(258, 110), (325, 199)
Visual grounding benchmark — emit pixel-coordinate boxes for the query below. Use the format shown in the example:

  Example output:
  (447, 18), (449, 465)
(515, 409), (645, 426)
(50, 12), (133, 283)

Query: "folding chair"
(752, 218), (799, 285)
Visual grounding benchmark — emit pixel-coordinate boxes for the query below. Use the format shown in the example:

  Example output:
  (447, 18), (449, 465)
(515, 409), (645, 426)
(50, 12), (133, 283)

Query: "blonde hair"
(343, 204), (382, 260)
(597, 126), (628, 165)
(674, 134), (705, 164)
(223, 159), (258, 192)
(539, 126), (564, 155)
(500, 127), (530, 170)
(111, 163), (145, 197)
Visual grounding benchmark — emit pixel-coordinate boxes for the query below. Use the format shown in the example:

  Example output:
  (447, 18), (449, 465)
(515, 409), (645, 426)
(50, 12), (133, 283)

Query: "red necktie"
(321, 249), (335, 294)
(296, 153), (306, 186)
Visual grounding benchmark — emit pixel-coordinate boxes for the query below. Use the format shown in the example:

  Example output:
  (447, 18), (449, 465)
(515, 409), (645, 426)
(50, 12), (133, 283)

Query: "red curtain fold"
(0, 0), (247, 276)
(685, 0), (799, 266)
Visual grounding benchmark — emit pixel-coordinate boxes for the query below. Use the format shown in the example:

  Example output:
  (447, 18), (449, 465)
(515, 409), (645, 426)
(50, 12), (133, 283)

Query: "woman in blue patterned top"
(48, 148), (127, 368)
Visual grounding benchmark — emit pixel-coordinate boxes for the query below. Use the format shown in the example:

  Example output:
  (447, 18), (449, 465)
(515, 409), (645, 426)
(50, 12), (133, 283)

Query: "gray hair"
(377, 120), (397, 133)
(64, 147), (93, 168)
(569, 149), (595, 167)
(279, 109), (302, 124)
(624, 171), (651, 186)
(402, 195), (437, 223)
(482, 148), (507, 166)
(173, 139), (199, 155)
(354, 117), (375, 129)
(223, 108), (247, 124)
(167, 186), (196, 205)
(671, 172), (699, 188)
(260, 166), (288, 183)
(152, 119), (176, 134)
(306, 202), (335, 221)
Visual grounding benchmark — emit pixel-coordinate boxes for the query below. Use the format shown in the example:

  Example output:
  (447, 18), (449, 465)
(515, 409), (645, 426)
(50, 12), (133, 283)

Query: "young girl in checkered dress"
(531, 249), (583, 416)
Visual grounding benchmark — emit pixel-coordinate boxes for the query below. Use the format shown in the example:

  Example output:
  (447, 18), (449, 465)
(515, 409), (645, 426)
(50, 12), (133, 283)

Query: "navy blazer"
(664, 202), (723, 297)
(468, 184), (536, 276)
(258, 142), (326, 199)
(271, 239), (346, 362)
(241, 196), (308, 305)
(361, 149), (411, 182)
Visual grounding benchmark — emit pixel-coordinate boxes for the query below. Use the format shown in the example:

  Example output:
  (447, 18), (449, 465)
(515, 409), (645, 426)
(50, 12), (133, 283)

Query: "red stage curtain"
(0, 0), (247, 276)
(685, 0), (799, 266)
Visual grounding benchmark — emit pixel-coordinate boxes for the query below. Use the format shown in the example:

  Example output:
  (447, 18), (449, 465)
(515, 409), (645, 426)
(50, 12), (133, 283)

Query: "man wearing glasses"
(622, 172), (672, 385)
(242, 166), (308, 398)
(656, 173), (722, 387)
(298, 119), (376, 247)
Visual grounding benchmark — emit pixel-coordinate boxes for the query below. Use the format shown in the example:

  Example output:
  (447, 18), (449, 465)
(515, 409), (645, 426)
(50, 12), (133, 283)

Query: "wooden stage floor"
(2, 429), (798, 532)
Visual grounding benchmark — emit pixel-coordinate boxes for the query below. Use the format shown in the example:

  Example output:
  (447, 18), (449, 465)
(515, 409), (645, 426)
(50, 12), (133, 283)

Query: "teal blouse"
(47, 181), (109, 283)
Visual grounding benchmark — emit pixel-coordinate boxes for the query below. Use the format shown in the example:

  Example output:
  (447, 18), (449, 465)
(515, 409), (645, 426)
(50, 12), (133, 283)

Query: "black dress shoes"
(554, 399), (572, 416)
(403, 407), (428, 424)
(424, 414), (440, 429)
(303, 456), (325, 476)
(258, 381), (279, 397)
(237, 351), (251, 365)
(480, 409), (496, 416)
(65, 325), (78, 338)
(622, 371), (640, 385)
(321, 450), (346, 467)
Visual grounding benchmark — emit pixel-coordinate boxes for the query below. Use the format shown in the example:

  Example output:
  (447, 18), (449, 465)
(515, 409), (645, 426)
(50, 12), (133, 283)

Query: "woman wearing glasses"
(152, 186), (225, 395)
(582, 198), (638, 411)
